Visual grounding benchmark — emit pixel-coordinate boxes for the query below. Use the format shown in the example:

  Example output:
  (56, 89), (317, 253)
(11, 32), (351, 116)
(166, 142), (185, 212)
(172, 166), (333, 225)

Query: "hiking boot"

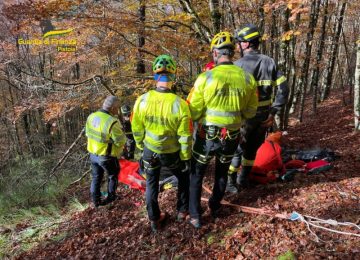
(237, 166), (252, 189)
(188, 218), (201, 229)
(150, 212), (168, 232)
(210, 207), (222, 220)
(101, 194), (118, 205)
(226, 173), (238, 193)
(237, 179), (250, 189)
(176, 211), (189, 222)
(90, 202), (100, 209)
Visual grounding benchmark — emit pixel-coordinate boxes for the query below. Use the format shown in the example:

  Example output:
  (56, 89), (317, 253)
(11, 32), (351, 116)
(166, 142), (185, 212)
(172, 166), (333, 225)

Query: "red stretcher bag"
(249, 140), (286, 184)
(305, 159), (333, 174)
(118, 159), (145, 192)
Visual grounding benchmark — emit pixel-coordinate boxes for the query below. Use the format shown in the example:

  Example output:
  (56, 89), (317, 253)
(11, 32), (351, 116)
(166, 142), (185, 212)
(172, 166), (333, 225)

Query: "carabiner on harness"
(205, 125), (220, 140)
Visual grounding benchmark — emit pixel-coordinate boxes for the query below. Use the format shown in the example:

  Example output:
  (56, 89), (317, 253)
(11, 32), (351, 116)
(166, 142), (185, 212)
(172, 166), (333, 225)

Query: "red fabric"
(285, 159), (306, 169)
(305, 160), (329, 169)
(220, 128), (227, 139)
(305, 160), (331, 174)
(249, 141), (286, 184)
(266, 131), (282, 143)
(203, 61), (215, 71)
(118, 159), (145, 193)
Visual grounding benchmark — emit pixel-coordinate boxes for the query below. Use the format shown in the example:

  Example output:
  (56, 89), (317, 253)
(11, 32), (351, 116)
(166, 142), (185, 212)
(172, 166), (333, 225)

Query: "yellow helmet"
(210, 32), (235, 51)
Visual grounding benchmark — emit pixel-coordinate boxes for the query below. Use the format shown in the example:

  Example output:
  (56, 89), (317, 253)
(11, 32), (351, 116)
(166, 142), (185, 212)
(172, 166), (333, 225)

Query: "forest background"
(0, 0), (359, 257)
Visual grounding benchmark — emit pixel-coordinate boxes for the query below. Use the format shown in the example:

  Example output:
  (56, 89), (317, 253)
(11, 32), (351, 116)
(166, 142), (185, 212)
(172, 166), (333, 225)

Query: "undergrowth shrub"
(0, 153), (88, 219)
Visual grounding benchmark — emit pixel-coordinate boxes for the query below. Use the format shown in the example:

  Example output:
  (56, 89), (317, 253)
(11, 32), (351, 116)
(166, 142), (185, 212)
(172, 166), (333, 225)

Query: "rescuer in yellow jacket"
(85, 95), (126, 208)
(186, 32), (258, 228)
(131, 54), (192, 232)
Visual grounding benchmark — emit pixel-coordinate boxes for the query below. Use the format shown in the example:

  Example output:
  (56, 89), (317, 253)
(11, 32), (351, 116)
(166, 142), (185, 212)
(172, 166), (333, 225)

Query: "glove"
(136, 142), (144, 151)
(181, 160), (191, 173)
(261, 114), (274, 128)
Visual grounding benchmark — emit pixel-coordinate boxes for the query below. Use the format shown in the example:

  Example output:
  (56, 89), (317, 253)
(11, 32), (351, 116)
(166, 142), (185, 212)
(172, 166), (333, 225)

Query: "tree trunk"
(258, 0), (266, 53)
(23, 112), (35, 156)
(270, 0), (277, 60)
(8, 84), (22, 156)
(209, 0), (221, 33)
(283, 12), (301, 129)
(284, 35), (298, 128)
(321, 1), (347, 101)
(49, 54), (54, 79)
(298, 0), (321, 122)
(75, 62), (80, 80)
(355, 41), (360, 131)
(280, 8), (290, 75)
(224, 0), (236, 30)
(311, 0), (329, 113)
(136, 0), (146, 74)
(336, 56), (346, 105)
(178, 0), (212, 43)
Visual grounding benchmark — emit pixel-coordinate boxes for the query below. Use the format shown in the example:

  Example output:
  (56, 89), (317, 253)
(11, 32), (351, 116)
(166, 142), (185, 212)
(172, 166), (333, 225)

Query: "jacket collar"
(99, 109), (111, 115)
(217, 61), (233, 66)
(244, 49), (260, 56)
(155, 87), (174, 93)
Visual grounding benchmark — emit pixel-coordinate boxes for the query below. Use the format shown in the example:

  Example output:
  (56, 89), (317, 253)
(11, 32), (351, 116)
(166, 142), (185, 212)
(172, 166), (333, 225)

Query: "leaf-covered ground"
(18, 92), (360, 259)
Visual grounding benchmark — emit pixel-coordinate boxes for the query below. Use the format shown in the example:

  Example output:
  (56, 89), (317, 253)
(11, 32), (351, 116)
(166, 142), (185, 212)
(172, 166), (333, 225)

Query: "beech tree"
(355, 40), (360, 131)
(1, 0), (360, 156)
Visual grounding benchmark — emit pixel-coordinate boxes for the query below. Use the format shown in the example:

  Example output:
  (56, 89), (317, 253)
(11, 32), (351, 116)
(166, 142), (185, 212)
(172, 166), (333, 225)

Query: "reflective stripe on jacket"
(85, 110), (125, 158)
(234, 50), (288, 115)
(131, 89), (192, 160)
(186, 63), (258, 130)
(272, 71), (289, 114)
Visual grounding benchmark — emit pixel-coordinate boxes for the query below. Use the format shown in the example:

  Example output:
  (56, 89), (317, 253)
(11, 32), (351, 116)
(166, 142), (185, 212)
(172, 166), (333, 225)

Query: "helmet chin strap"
(239, 41), (251, 57)
(154, 74), (175, 82)
(239, 46), (244, 57)
(212, 50), (220, 65)
(214, 54), (221, 65)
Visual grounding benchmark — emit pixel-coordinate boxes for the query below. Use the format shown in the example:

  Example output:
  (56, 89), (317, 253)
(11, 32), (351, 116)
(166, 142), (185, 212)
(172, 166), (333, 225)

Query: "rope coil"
(290, 211), (360, 241)
(201, 185), (360, 241)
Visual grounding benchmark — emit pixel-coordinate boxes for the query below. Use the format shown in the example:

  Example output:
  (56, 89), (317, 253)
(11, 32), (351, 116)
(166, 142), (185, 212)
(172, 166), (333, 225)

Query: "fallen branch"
(70, 169), (91, 186)
(93, 76), (115, 96)
(28, 128), (85, 202)
(201, 185), (289, 219)
(9, 64), (99, 86)
(19, 220), (65, 235)
(13, 220), (66, 245)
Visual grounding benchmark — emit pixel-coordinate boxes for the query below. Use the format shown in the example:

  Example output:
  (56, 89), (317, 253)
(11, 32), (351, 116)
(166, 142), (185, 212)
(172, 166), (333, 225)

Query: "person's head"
(102, 95), (120, 116)
(152, 54), (177, 88)
(203, 61), (215, 71)
(121, 105), (131, 120)
(210, 31), (235, 65)
(234, 24), (261, 55)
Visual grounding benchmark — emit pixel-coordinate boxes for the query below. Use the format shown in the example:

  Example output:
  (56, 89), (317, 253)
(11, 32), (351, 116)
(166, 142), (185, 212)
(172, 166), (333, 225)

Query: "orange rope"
(201, 185), (289, 219)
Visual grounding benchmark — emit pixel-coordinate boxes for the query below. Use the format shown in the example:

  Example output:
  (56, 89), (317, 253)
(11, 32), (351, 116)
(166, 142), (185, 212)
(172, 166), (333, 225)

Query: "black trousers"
(90, 154), (120, 203)
(230, 113), (268, 169)
(189, 131), (239, 219)
(142, 146), (189, 221)
(122, 138), (136, 160)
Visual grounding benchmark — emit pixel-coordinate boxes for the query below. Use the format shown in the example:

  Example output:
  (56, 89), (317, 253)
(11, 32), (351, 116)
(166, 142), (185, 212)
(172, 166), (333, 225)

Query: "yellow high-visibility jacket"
(187, 63), (258, 130)
(131, 88), (192, 160)
(85, 110), (126, 158)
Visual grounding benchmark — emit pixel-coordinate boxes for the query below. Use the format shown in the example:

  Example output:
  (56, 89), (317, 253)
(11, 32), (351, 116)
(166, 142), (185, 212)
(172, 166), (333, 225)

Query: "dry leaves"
(18, 90), (360, 258)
